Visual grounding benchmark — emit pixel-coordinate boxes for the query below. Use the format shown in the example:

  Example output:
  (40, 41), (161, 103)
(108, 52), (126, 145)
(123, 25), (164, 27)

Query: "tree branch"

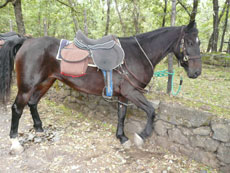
(190, 0), (199, 22)
(0, 0), (13, 9)
(177, 0), (191, 17)
(56, 0), (79, 14)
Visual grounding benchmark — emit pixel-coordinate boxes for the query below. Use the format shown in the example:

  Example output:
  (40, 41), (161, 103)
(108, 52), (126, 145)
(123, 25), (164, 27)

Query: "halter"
(178, 27), (201, 62)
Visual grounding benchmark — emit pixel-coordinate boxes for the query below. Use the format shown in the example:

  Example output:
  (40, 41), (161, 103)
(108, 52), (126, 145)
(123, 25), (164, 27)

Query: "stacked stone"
(152, 102), (230, 173)
(49, 84), (230, 172)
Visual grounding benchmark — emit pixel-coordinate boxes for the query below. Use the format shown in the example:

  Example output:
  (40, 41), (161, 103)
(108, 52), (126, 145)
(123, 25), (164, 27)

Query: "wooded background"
(0, 0), (230, 53)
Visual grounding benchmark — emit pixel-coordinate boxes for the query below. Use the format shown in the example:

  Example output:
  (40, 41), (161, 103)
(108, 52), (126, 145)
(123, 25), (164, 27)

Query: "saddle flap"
(91, 43), (124, 70)
(61, 43), (89, 62)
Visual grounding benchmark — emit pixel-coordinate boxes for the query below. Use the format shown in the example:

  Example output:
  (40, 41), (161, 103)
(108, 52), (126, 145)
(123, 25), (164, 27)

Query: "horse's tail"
(0, 37), (27, 104)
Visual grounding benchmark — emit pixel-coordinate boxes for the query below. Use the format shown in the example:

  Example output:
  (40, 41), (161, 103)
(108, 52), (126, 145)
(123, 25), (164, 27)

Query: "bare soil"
(0, 97), (217, 173)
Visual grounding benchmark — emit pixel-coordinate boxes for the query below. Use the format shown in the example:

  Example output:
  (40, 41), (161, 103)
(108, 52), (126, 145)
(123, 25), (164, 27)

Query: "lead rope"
(153, 69), (183, 96)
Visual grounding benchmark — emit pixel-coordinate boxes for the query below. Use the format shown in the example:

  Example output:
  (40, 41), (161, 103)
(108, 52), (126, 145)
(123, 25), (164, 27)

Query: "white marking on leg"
(134, 133), (144, 148)
(10, 138), (24, 154)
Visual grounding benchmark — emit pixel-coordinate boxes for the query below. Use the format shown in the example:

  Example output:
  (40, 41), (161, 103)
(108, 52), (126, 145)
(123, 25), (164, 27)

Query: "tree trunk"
(167, 0), (176, 94)
(227, 38), (230, 53)
(133, 0), (140, 34)
(68, 0), (79, 32)
(212, 0), (219, 52)
(190, 0), (199, 22)
(84, 8), (88, 36)
(9, 19), (13, 32)
(162, 0), (168, 27)
(207, 33), (214, 52)
(219, 0), (230, 52)
(114, 0), (126, 36)
(12, 0), (25, 35)
(43, 17), (48, 36)
(105, 0), (111, 35)
(207, 0), (228, 52)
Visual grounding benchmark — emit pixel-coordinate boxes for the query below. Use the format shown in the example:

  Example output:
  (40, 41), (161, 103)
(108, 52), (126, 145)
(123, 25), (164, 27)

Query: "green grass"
(147, 60), (230, 118)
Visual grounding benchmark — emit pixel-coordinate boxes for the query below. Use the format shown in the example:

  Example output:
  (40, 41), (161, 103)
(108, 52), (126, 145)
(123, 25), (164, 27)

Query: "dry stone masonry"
(48, 84), (230, 172)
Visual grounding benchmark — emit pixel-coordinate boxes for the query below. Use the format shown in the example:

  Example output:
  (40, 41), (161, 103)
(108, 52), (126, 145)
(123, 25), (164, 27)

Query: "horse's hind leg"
(116, 97), (131, 148)
(10, 90), (33, 154)
(10, 78), (56, 154)
(28, 78), (56, 133)
(121, 89), (155, 147)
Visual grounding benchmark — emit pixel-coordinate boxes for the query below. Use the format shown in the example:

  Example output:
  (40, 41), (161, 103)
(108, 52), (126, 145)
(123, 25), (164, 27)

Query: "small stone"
(34, 137), (42, 143)
(211, 120), (230, 142)
(193, 127), (211, 136)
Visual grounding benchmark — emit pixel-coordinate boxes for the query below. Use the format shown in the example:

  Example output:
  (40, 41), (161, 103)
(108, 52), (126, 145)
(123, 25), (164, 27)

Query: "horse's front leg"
(116, 97), (131, 148)
(122, 89), (155, 147)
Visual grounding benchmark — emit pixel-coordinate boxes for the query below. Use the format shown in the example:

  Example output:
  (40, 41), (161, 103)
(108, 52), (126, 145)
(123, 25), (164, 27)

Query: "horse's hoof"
(9, 138), (24, 155)
(134, 133), (144, 148)
(35, 127), (44, 133)
(122, 140), (131, 149)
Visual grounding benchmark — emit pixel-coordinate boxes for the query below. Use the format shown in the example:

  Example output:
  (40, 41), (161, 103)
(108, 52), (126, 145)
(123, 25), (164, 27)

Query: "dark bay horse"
(0, 21), (201, 154)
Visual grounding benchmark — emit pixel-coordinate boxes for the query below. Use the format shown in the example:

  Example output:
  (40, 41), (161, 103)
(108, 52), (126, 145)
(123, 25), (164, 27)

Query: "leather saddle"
(74, 30), (124, 71)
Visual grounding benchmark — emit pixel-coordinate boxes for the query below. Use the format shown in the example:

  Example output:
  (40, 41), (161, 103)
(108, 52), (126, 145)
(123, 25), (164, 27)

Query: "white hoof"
(10, 138), (24, 155)
(134, 133), (144, 148)
(122, 140), (131, 149)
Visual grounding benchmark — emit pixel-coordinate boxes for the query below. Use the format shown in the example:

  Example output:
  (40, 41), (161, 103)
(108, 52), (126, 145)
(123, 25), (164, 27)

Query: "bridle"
(177, 27), (201, 63)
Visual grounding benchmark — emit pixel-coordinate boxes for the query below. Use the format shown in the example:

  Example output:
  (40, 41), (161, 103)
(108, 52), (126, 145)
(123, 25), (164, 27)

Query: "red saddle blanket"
(60, 40), (90, 77)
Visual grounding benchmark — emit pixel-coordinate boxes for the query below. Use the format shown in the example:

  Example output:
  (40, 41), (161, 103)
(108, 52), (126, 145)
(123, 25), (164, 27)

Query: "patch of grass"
(148, 61), (230, 118)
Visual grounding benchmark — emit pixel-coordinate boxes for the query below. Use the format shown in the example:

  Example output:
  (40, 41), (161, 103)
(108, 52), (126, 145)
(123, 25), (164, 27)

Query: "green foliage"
(0, 0), (228, 49)
(202, 53), (230, 67)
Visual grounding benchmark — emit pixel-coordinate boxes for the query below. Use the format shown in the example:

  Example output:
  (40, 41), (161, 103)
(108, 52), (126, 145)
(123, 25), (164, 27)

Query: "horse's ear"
(185, 20), (196, 32)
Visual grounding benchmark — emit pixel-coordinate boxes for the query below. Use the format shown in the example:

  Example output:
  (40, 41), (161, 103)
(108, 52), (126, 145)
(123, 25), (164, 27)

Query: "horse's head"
(174, 21), (201, 79)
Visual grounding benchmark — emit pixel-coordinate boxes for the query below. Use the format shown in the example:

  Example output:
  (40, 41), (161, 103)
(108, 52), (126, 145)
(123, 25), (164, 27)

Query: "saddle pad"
(56, 39), (71, 60)
(60, 43), (89, 77)
(91, 43), (124, 70)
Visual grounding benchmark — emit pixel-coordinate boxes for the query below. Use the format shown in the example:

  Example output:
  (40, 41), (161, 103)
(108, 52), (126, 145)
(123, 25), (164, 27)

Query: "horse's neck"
(142, 27), (181, 67)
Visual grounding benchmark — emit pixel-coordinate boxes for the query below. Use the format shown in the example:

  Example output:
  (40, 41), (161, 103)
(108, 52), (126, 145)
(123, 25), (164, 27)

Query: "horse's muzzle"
(188, 70), (201, 79)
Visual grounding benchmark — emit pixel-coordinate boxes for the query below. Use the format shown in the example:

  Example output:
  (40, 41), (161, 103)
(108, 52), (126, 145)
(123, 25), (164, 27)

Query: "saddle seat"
(74, 30), (124, 71)
(75, 30), (114, 46)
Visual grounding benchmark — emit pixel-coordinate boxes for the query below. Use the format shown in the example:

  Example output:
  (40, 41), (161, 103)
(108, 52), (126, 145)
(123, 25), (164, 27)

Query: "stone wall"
(48, 84), (230, 172)
(151, 102), (230, 173)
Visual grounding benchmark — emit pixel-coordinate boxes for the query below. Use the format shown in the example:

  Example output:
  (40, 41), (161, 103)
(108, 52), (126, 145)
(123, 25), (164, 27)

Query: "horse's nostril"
(195, 71), (201, 76)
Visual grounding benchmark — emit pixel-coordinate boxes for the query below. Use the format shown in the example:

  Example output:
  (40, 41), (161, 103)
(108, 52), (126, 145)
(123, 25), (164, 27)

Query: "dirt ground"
(0, 97), (217, 173)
